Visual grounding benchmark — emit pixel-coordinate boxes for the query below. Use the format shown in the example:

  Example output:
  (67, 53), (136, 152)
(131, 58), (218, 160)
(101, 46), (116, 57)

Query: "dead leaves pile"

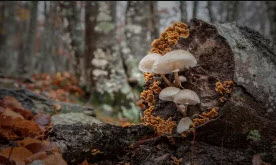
(19, 72), (84, 102)
(0, 96), (67, 165)
(0, 138), (67, 165)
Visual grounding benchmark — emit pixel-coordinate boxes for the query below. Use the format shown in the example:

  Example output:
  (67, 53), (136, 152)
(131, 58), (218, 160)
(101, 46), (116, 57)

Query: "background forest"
(0, 1), (275, 124)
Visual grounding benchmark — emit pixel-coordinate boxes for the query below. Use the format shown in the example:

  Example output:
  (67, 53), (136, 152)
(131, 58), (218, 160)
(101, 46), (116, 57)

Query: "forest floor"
(0, 72), (133, 126)
(0, 72), (139, 164)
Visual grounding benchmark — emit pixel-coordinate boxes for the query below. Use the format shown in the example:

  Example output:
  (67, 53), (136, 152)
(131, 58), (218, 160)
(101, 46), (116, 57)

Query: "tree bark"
(207, 1), (215, 23)
(18, 1), (38, 75)
(226, 1), (240, 22)
(180, 1), (188, 23)
(192, 1), (198, 18)
(149, 1), (159, 40)
(266, 1), (276, 43)
(59, 1), (84, 80)
(0, 1), (16, 74)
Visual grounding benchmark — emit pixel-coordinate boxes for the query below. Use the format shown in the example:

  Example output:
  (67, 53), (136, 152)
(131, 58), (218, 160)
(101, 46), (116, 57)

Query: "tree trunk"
(120, 1), (153, 84)
(0, 1), (16, 74)
(266, 1), (276, 43)
(149, 1), (159, 40)
(18, 1), (38, 75)
(192, 1), (198, 18)
(84, 1), (98, 92)
(59, 2), (83, 79)
(207, 1), (215, 23)
(180, 1), (188, 23)
(85, 2), (133, 113)
(226, 1), (240, 22)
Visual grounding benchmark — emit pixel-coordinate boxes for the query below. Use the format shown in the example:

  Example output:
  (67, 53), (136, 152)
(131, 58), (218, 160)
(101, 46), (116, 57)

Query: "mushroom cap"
(179, 75), (187, 82)
(176, 117), (193, 134)
(159, 87), (181, 101)
(173, 89), (200, 105)
(152, 50), (197, 74)
(138, 53), (162, 73)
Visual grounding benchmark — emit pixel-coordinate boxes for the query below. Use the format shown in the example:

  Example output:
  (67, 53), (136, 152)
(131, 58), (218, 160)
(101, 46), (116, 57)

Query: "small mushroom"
(159, 87), (180, 101)
(173, 89), (200, 116)
(173, 75), (187, 88)
(152, 50), (197, 87)
(179, 76), (187, 83)
(176, 117), (193, 134)
(138, 53), (161, 73)
(138, 53), (173, 86)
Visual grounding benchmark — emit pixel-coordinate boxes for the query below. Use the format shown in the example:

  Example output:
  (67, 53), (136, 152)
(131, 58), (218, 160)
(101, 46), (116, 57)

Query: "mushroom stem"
(160, 74), (173, 86)
(175, 103), (187, 116)
(174, 71), (181, 88)
(185, 104), (188, 114)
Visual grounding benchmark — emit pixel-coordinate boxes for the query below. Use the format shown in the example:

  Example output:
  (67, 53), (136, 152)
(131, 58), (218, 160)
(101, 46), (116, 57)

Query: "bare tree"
(226, 1), (240, 22)
(0, 1), (16, 74)
(59, 1), (83, 79)
(193, 1), (198, 18)
(85, 2), (131, 105)
(180, 1), (188, 22)
(207, 1), (215, 23)
(18, 1), (38, 74)
(149, 1), (159, 40)
(266, 1), (276, 42)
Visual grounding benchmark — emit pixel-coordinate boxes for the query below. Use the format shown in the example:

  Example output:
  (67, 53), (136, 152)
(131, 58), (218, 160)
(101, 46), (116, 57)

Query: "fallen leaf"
(0, 154), (16, 165)
(81, 160), (89, 165)
(2, 96), (23, 109)
(17, 137), (41, 147)
(34, 112), (51, 126)
(0, 146), (33, 165)
(0, 115), (42, 139)
(26, 151), (67, 165)
(2, 108), (24, 119)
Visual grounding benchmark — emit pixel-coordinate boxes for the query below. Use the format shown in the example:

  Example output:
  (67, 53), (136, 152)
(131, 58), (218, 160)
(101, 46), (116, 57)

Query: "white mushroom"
(138, 53), (173, 86)
(152, 50), (197, 87)
(173, 75), (187, 88)
(176, 117), (193, 134)
(138, 53), (161, 73)
(159, 87), (181, 101)
(179, 76), (187, 82)
(174, 89), (200, 115)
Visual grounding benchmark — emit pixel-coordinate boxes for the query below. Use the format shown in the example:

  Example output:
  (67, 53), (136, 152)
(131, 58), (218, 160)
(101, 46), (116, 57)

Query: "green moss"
(247, 129), (261, 142)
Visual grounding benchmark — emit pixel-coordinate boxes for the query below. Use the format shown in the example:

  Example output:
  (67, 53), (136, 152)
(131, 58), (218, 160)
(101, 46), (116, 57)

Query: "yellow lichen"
(150, 22), (189, 55)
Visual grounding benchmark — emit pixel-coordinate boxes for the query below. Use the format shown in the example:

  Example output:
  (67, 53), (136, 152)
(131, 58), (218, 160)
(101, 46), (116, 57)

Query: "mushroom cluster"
(139, 49), (200, 134)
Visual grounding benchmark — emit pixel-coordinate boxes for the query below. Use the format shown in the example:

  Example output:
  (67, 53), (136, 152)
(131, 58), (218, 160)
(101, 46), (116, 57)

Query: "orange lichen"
(91, 149), (102, 156)
(150, 22), (189, 55)
(180, 108), (219, 137)
(171, 156), (183, 165)
(149, 81), (162, 94)
(215, 82), (225, 95)
(140, 90), (155, 106)
(219, 97), (227, 103)
(199, 108), (219, 119)
(215, 81), (234, 95)
(142, 106), (177, 135)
